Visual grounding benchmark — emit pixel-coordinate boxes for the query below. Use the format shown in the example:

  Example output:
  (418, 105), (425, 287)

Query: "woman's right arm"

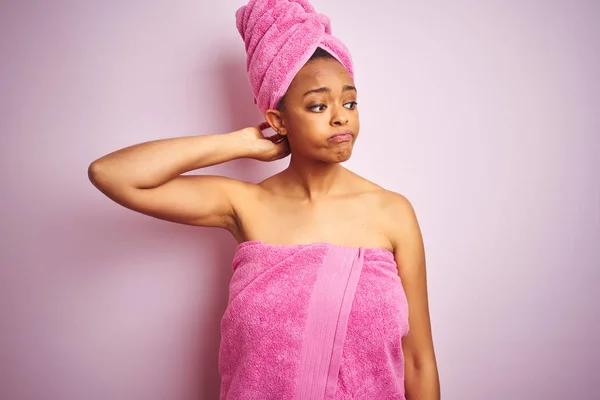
(87, 124), (288, 233)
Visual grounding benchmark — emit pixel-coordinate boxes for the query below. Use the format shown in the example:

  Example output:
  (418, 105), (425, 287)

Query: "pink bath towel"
(235, 0), (354, 113)
(218, 241), (410, 399)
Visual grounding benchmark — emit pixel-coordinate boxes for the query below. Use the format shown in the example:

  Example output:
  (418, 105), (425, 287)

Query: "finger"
(258, 121), (271, 131)
(272, 134), (287, 144)
(277, 146), (291, 159)
(267, 133), (286, 144)
(271, 139), (289, 158)
(280, 140), (291, 155)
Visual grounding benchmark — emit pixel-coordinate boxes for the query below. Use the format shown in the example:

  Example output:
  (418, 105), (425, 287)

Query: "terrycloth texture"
(218, 241), (410, 399)
(235, 0), (354, 113)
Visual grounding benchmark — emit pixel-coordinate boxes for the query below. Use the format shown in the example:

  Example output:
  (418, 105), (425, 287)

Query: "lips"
(329, 131), (354, 142)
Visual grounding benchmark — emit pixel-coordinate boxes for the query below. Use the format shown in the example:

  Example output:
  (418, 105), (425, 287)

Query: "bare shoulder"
(228, 172), (285, 210)
(344, 170), (413, 210)
(255, 171), (286, 191)
(341, 169), (386, 196)
(341, 171), (418, 236)
(225, 175), (268, 205)
(378, 189), (415, 216)
(347, 174), (420, 251)
(377, 190), (422, 254)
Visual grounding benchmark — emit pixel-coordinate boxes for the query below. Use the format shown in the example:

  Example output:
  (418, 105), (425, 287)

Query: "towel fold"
(218, 241), (409, 399)
(235, 0), (354, 113)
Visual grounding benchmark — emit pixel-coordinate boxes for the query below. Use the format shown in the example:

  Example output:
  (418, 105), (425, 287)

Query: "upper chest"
(236, 191), (394, 249)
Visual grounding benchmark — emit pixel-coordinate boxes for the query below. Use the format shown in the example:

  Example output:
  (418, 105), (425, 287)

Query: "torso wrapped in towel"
(218, 241), (410, 399)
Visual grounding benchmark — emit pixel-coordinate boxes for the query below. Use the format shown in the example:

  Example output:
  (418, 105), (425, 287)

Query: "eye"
(344, 101), (358, 110)
(308, 104), (327, 112)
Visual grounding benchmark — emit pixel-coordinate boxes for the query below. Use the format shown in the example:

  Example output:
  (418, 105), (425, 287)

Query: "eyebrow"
(303, 85), (357, 97)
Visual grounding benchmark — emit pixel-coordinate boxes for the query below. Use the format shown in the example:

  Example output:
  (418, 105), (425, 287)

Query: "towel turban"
(235, 0), (354, 113)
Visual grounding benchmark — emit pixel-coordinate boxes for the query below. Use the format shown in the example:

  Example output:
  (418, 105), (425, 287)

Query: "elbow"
(405, 350), (437, 372)
(88, 159), (117, 192)
(88, 160), (104, 188)
(88, 160), (140, 202)
(404, 353), (440, 399)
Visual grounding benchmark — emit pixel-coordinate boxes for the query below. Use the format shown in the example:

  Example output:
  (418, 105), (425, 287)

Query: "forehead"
(288, 58), (354, 93)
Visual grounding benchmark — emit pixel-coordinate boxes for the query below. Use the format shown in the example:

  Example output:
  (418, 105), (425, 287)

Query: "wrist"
(227, 129), (259, 159)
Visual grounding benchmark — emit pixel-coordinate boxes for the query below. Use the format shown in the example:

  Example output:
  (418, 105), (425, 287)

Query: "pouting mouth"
(329, 131), (355, 141)
(331, 130), (354, 136)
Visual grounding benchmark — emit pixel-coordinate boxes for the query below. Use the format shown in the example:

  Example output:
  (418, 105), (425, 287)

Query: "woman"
(89, 0), (439, 398)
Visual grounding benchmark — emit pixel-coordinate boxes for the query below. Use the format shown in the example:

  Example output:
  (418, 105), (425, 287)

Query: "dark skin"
(265, 59), (360, 165)
(88, 57), (440, 399)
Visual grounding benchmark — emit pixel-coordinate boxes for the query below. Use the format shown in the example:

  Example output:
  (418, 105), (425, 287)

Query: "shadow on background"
(209, 53), (290, 185)
(0, 52), (284, 400)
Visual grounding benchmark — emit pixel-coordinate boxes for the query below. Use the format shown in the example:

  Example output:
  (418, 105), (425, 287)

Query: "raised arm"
(88, 123), (289, 235)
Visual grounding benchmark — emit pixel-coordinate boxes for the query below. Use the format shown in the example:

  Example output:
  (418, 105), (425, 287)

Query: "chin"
(331, 148), (353, 163)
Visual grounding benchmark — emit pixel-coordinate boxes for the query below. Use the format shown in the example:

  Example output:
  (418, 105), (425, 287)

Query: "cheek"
(288, 113), (325, 136)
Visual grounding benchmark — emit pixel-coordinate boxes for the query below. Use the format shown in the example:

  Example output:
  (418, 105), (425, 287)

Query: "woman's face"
(268, 58), (360, 164)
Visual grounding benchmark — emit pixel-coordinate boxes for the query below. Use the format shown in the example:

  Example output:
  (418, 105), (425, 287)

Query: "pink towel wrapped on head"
(218, 241), (410, 399)
(235, 0), (355, 113)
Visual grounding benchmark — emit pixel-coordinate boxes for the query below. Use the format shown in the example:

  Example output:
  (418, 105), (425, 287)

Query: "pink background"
(1, 1), (599, 399)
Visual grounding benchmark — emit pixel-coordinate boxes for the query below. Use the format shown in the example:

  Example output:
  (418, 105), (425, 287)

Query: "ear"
(265, 109), (288, 136)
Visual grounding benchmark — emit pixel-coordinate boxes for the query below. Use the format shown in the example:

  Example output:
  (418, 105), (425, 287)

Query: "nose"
(331, 105), (349, 126)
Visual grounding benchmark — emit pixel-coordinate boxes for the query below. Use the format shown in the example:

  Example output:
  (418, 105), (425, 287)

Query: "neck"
(282, 154), (346, 200)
